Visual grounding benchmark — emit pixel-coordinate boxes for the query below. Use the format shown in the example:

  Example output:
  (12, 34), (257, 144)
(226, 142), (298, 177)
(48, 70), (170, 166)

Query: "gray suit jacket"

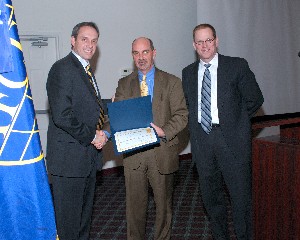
(114, 68), (188, 174)
(182, 54), (264, 162)
(46, 52), (107, 177)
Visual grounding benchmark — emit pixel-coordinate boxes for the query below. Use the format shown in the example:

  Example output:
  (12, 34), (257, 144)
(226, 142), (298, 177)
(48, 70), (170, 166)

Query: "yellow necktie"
(140, 75), (148, 96)
(86, 64), (97, 94)
(86, 64), (105, 130)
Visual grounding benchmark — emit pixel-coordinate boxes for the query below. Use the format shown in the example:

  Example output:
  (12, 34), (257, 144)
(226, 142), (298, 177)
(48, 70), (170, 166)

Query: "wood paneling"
(252, 114), (300, 240)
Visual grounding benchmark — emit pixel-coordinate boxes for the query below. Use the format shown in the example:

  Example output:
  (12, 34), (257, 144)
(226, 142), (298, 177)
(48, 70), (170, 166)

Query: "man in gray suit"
(46, 22), (109, 240)
(182, 24), (264, 240)
(114, 37), (188, 240)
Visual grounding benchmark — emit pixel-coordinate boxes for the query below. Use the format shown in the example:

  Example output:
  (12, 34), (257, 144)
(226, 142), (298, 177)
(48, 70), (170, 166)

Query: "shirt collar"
(138, 65), (155, 81)
(199, 53), (218, 68)
(72, 50), (89, 68)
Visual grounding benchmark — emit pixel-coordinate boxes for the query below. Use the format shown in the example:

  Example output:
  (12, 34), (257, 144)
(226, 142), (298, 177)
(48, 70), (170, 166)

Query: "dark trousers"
(195, 126), (252, 240)
(124, 150), (174, 240)
(50, 165), (97, 240)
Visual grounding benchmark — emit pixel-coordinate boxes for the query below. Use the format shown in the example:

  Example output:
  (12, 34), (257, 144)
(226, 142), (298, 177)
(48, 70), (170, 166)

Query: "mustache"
(138, 59), (147, 64)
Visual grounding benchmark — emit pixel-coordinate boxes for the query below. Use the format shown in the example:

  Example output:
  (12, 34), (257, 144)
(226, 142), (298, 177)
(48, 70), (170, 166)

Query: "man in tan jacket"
(114, 37), (188, 240)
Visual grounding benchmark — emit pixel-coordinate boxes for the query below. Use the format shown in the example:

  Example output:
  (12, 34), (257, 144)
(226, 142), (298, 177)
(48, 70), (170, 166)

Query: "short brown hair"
(193, 23), (216, 41)
(71, 22), (99, 39)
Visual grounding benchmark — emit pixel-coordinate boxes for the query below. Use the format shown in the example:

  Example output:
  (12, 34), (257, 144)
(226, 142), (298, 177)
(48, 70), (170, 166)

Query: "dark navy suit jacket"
(182, 54), (264, 163)
(46, 52), (106, 177)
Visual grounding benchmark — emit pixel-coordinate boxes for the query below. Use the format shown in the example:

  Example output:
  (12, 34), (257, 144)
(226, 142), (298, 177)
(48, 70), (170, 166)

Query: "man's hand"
(111, 94), (115, 102)
(91, 130), (108, 149)
(150, 122), (166, 138)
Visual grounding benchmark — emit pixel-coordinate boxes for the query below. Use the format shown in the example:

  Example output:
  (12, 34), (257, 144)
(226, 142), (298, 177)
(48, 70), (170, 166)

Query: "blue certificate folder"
(107, 96), (160, 155)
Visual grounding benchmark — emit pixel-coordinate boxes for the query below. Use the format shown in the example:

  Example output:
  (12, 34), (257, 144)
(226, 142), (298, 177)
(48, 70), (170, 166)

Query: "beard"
(137, 59), (148, 69)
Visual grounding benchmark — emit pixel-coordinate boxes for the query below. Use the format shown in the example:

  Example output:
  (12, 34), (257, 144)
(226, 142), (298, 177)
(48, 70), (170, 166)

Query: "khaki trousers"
(124, 151), (174, 240)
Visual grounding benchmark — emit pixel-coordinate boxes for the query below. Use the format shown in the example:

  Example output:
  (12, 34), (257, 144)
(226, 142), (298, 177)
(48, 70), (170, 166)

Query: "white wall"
(196, 0), (300, 116)
(196, 0), (300, 136)
(12, 0), (197, 166)
(13, 0), (197, 99)
(14, 0), (300, 164)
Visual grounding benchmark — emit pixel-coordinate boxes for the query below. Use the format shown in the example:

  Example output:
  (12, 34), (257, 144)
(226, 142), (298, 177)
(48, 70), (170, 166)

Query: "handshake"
(91, 130), (109, 150)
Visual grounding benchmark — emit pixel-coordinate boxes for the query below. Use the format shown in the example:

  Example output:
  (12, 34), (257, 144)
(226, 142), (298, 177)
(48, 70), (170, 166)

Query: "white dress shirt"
(72, 50), (99, 96)
(198, 53), (219, 124)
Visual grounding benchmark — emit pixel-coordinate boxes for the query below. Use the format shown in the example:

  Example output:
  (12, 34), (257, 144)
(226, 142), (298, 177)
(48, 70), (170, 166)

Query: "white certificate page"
(114, 127), (158, 153)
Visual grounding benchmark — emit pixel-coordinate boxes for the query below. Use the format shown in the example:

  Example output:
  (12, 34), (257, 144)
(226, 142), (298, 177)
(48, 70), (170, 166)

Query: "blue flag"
(0, 0), (57, 239)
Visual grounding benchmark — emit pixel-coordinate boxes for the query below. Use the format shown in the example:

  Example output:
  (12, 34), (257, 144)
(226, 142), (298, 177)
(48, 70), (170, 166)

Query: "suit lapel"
(70, 53), (103, 106)
(189, 62), (199, 114)
(217, 54), (228, 107)
(152, 69), (163, 115)
(70, 53), (94, 96)
(90, 71), (102, 100)
(130, 72), (141, 98)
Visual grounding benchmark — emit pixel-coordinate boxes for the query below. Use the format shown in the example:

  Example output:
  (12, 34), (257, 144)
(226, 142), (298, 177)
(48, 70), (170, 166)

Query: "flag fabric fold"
(0, 0), (57, 239)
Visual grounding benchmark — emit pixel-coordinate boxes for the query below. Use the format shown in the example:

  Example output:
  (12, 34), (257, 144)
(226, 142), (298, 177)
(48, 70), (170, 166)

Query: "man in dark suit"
(46, 22), (109, 240)
(182, 24), (264, 240)
(114, 37), (188, 240)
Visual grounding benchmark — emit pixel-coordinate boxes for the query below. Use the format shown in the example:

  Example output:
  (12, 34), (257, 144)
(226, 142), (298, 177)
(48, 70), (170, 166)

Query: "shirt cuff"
(103, 130), (111, 139)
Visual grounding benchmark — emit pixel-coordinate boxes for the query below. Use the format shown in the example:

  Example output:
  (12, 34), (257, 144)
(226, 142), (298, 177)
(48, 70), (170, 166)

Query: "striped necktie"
(201, 64), (212, 134)
(86, 64), (105, 130)
(140, 75), (148, 96)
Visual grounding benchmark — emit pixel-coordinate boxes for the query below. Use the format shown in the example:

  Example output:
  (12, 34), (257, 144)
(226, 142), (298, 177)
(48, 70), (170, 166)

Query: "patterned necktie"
(140, 75), (148, 96)
(86, 64), (105, 130)
(201, 64), (212, 134)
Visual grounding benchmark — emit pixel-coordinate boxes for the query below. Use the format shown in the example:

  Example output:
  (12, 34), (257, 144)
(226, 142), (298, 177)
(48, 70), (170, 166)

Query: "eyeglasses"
(194, 38), (215, 46)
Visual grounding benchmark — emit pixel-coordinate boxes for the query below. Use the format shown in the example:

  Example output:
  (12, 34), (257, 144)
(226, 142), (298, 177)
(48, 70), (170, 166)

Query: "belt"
(211, 123), (220, 128)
